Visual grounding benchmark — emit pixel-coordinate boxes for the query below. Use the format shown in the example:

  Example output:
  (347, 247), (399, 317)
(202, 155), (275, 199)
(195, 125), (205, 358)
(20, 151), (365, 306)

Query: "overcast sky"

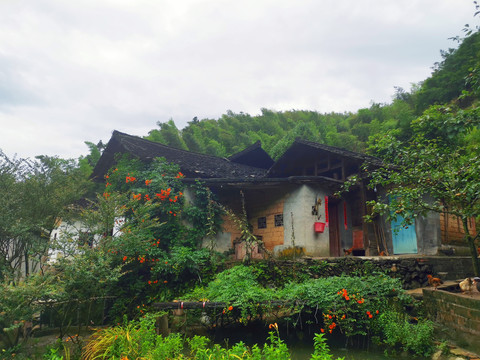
(0, 1), (477, 160)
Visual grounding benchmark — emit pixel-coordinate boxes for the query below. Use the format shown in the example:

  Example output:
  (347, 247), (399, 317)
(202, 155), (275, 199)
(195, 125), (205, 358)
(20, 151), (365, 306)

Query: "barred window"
(274, 214), (284, 227)
(257, 217), (267, 229)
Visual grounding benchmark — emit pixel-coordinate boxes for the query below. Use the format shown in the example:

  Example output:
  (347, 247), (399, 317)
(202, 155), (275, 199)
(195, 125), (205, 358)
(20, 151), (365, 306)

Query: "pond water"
(289, 340), (409, 360)
(211, 325), (420, 360)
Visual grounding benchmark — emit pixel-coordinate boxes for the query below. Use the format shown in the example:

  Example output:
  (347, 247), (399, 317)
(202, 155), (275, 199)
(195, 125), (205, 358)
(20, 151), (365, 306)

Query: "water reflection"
(211, 324), (424, 360)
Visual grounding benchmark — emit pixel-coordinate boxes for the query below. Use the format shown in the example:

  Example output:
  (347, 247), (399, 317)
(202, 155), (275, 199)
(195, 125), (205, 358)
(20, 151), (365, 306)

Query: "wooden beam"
(153, 300), (288, 310)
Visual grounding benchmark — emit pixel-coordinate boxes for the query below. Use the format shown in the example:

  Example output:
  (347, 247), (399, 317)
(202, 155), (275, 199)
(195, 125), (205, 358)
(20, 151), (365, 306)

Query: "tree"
(349, 105), (480, 276)
(415, 31), (480, 112)
(147, 119), (188, 150)
(0, 152), (89, 281)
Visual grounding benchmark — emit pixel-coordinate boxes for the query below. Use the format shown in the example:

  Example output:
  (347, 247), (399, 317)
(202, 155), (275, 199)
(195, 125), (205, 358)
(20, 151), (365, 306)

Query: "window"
(274, 214), (284, 227)
(257, 217), (267, 229)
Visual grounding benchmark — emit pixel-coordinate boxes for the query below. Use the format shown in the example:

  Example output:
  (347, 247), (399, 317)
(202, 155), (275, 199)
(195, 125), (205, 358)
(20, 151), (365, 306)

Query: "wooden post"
(156, 314), (169, 336)
(360, 182), (369, 256)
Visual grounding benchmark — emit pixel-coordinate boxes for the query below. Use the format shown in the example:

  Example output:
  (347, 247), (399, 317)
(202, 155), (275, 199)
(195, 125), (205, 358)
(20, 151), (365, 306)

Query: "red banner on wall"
(343, 202), (348, 230)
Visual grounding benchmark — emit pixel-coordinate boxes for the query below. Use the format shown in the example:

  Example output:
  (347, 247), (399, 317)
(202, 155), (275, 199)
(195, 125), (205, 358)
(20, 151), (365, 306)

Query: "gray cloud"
(0, 0), (476, 159)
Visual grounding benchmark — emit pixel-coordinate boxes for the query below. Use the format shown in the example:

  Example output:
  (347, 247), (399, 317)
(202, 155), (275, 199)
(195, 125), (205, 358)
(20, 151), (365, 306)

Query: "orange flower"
(145, 179), (152, 186)
(376, 310), (379, 314)
(320, 328), (325, 333)
(228, 306), (233, 311)
(123, 256), (127, 262)
(176, 172), (184, 178)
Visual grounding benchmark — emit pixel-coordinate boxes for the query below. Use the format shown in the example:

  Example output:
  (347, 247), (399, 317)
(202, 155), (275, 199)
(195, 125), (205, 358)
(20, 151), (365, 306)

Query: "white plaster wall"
(276, 184), (330, 257)
(49, 220), (102, 263)
(202, 232), (232, 253)
(184, 187), (233, 254)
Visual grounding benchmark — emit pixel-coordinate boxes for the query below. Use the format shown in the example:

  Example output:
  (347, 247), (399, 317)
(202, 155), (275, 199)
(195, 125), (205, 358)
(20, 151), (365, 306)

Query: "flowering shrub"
(280, 275), (408, 338)
(186, 266), (430, 355)
(82, 156), (225, 317)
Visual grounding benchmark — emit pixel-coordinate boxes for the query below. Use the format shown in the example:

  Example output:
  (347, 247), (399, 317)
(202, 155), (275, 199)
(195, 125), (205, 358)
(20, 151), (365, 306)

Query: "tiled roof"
(91, 131), (267, 180)
(228, 141), (274, 169)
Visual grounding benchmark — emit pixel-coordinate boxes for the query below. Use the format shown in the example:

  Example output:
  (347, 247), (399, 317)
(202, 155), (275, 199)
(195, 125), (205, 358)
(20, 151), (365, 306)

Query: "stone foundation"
(274, 255), (475, 289)
(423, 284), (480, 354)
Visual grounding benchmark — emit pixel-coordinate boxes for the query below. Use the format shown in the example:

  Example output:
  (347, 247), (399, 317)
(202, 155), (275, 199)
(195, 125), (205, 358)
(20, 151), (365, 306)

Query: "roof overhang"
(181, 175), (344, 191)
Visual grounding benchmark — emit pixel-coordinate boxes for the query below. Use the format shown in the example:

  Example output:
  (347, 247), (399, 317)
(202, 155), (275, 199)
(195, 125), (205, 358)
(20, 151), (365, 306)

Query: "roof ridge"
(293, 138), (380, 161)
(113, 130), (234, 162)
(111, 130), (267, 172)
(228, 140), (262, 160)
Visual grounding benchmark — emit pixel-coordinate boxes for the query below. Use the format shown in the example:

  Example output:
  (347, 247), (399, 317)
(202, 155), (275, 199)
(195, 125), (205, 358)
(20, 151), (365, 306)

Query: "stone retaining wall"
(276, 256), (475, 289)
(423, 285), (480, 354)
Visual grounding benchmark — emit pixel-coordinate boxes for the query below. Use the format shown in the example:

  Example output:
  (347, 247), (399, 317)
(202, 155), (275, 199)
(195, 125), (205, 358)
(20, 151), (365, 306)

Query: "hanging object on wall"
(344, 202), (348, 230)
(325, 196), (329, 227)
(314, 221), (326, 233)
(311, 195), (322, 219)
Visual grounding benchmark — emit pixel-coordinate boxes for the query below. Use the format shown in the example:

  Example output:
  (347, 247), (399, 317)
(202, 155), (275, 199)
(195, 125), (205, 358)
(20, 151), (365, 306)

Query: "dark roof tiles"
(91, 130), (266, 180)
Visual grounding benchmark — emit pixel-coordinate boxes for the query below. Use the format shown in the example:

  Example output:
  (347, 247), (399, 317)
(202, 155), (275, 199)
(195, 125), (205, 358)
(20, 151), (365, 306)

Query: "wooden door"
(329, 202), (341, 257)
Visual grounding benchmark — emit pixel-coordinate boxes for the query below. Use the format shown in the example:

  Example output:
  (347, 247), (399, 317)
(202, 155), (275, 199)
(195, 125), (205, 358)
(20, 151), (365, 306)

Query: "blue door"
(391, 216), (418, 254)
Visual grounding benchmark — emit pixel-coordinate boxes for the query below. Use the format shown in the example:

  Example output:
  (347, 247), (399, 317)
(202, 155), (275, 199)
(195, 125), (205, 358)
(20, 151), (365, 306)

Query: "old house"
(91, 130), (462, 259)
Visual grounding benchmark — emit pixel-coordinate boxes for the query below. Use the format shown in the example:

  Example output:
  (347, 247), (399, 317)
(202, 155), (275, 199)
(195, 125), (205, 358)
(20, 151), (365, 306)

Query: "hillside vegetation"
(144, 31), (480, 160)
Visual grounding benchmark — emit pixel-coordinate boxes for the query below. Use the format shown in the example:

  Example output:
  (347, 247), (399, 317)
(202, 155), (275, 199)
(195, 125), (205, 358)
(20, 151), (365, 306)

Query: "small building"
(91, 130), (470, 259)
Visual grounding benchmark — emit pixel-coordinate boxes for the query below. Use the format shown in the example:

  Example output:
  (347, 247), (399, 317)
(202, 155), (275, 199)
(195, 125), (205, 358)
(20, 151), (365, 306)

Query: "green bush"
(79, 315), (344, 359)
(373, 310), (435, 357)
(186, 266), (432, 356)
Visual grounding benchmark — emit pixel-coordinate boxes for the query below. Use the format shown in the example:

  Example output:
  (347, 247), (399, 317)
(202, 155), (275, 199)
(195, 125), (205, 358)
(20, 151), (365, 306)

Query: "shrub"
(80, 316), (343, 359)
(373, 310), (435, 357)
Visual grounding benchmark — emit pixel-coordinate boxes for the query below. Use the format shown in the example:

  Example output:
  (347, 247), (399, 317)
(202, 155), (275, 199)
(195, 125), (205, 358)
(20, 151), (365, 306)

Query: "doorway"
(328, 201), (341, 256)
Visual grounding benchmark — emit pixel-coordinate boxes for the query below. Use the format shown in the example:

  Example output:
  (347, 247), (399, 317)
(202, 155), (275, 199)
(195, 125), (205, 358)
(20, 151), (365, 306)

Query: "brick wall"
(423, 286), (480, 354)
(216, 188), (286, 257)
(221, 215), (242, 245)
(247, 192), (285, 252)
(441, 212), (476, 245)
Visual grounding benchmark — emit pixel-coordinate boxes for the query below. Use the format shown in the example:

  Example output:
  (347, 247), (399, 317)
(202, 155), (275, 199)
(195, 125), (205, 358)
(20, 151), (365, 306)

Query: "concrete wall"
(278, 184), (330, 257)
(416, 212), (442, 255)
(209, 184), (358, 258)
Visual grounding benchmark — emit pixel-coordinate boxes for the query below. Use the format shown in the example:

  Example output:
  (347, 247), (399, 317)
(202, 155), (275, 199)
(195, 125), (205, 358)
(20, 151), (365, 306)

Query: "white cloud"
(0, 0), (476, 159)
